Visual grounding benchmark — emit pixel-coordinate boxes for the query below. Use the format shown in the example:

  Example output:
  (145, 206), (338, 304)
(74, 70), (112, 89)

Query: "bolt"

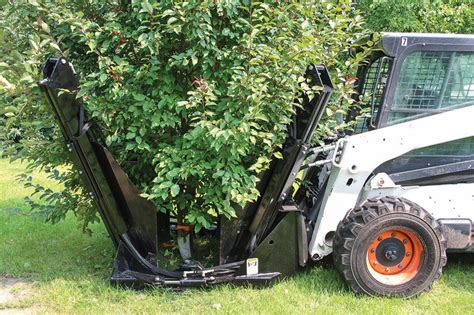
(378, 178), (385, 187)
(373, 261), (377, 266)
(385, 268), (390, 272)
(391, 232), (396, 237)
(403, 239), (408, 244)
(308, 65), (314, 71)
(370, 248), (375, 253)
(406, 252), (411, 257)
(398, 264), (403, 269)
(61, 58), (67, 64)
(385, 250), (398, 261)
(79, 170), (83, 175)
(378, 236), (383, 241)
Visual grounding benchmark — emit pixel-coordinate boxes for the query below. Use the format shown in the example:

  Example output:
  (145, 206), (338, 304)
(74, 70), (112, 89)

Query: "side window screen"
(388, 51), (474, 125)
(353, 56), (392, 133)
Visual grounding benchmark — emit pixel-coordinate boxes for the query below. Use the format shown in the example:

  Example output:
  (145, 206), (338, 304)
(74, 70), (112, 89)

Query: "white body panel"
(308, 106), (474, 259)
(363, 178), (474, 220)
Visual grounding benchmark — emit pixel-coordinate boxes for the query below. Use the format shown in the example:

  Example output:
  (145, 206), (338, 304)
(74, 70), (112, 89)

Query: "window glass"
(407, 136), (474, 157)
(388, 51), (474, 125)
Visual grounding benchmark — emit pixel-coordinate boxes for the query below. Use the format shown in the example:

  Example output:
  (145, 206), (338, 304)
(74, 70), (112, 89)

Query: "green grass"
(0, 158), (473, 314)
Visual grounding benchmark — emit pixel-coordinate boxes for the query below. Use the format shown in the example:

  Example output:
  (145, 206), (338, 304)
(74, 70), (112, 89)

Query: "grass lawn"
(0, 158), (473, 314)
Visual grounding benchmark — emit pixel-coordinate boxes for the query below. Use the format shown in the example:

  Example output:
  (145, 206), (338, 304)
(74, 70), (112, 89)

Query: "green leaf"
(167, 17), (178, 25)
(141, 1), (153, 14)
(133, 93), (146, 101)
(170, 184), (180, 197)
(274, 152), (283, 159)
(99, 73), (107, 83)
(50, 42), (61, 52)
(39, 20), (50, 33)
(191, 55), (198, 66)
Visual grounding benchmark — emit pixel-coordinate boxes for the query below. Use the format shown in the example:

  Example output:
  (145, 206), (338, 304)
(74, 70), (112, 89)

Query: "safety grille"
(354, 56), (393, 133)
(360, 56), (392, 110)
(391, 51), (474, 114)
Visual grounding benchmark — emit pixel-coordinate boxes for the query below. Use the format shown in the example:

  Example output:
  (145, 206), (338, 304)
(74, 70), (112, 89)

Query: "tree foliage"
(0, 0), (370, 232)
(358, 0), (473, 34)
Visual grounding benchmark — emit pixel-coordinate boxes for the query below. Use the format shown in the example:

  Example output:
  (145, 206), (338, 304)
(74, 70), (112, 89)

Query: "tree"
(358, 0), (473, 34)
(0, 1), (369, 232)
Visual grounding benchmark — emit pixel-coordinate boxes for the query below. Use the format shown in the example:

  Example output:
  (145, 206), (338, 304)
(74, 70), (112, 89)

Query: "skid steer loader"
(38, 33), (474, 297)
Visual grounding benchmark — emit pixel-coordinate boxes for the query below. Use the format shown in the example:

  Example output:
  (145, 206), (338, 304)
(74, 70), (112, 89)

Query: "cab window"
(388, 51), (474, 125)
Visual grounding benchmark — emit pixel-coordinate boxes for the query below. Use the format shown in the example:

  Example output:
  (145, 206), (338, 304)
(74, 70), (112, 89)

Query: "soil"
(0, 277), (35, 314)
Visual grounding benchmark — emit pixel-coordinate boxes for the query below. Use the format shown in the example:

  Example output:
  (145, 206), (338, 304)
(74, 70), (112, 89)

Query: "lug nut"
(370, 248), (375, 253)
(406, 252), (411, 257)
(378, 236), (383, 241)
(385, 268), (390, 272)
(391, 232), (396, 237)
(398, 264), (403, 269)
(373, 261), (378, 266)
(403, 239), (408, 244)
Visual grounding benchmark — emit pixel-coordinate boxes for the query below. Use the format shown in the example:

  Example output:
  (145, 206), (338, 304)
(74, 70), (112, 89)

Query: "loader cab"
(351, 33), (474, 183)
(351, 33), (474, 132)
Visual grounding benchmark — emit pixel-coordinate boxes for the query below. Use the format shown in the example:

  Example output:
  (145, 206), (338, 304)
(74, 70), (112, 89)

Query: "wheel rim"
(366, 227), (424, 285)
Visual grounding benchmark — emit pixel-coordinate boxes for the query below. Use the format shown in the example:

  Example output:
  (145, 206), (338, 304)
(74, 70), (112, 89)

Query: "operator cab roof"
(380, 32), (474, 57)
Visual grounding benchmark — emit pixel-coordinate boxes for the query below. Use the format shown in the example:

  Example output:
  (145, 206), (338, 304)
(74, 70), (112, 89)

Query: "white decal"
(246, 258), (259, 275)
(401, 37), (408, 46)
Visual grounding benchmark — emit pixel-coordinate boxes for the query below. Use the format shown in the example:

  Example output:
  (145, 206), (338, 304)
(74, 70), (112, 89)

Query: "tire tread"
(333, 196), (447, 297)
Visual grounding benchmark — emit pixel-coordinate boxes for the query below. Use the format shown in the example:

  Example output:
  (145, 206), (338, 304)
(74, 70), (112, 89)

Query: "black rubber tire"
(333, 196), (447, 297)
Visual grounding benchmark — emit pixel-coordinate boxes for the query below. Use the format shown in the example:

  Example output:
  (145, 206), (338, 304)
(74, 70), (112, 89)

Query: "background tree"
(358, 0), (473, 33)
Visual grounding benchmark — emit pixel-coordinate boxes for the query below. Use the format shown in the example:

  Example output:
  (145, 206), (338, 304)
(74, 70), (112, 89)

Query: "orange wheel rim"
(366, 227), (424, 285)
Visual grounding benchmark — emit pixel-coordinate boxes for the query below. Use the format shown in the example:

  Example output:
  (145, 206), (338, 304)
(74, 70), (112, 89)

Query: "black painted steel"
(38, 58), (184, 280)
(39, 57), (334, 287)
(224, 64), (334, 264)
(238, 211), (301, 276)
(375, 238), (405, 267)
